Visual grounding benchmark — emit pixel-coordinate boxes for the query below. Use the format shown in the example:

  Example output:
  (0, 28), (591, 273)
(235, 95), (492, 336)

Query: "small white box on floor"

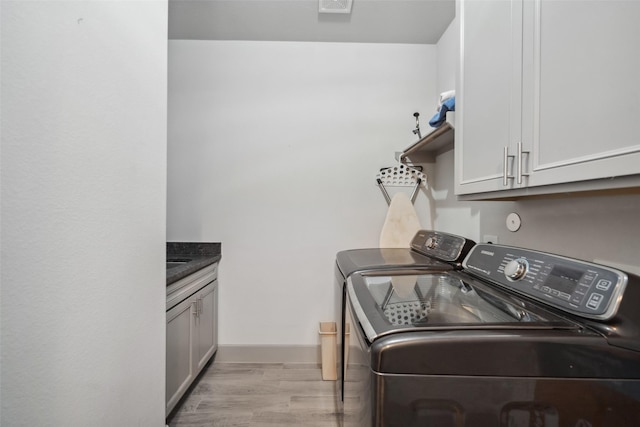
(318, 321), (337, 380)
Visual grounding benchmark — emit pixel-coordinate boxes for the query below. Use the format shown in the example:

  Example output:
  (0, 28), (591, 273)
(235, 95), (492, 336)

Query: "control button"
(576, 284), (590, 294)
(586, 293), (604, 310)
(596, 279), (612, 291)
(504, 258), (529, 281)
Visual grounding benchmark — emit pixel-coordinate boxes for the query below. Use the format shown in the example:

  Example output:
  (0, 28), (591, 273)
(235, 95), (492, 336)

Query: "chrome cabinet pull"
(192, 298), (202, 318)
(503, 146), (515, 186)
(517, 142), (530, 184)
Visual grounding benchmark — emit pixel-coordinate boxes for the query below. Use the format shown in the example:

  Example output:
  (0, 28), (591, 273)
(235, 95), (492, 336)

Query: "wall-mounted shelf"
(397, 112), (455, 163)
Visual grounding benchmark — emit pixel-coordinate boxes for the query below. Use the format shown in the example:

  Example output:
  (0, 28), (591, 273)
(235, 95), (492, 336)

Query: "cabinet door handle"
(503, 146), (515, 186)
(192, 298), (202, 318)
(517, 142), (530, 184)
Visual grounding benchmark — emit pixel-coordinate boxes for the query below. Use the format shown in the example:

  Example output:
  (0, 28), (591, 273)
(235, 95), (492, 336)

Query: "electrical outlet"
(483, 235), (498, 244)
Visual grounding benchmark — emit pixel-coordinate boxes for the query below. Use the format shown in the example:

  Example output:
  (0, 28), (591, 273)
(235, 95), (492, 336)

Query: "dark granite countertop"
(167, 242), (221, 286)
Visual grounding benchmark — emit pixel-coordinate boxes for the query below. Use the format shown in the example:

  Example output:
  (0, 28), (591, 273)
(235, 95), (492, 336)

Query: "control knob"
(425, 237), (437, 249)
(504, 258), (529, 281)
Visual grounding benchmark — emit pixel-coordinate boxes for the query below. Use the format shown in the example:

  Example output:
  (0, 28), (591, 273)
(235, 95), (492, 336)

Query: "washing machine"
(334, 230), (475, 404)
(344, 243), (640, 426)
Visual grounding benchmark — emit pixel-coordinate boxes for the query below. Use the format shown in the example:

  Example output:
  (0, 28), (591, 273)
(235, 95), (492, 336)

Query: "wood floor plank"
(169, 411), (252, 427)
(262, 367), (325, 381)
(167, 362), (347, 427)
(278, 380), (336, 396)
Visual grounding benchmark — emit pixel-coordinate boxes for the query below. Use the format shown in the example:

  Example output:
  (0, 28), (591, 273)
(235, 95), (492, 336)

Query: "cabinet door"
(524, 0), (640, 188)
(456, 0), (524, 195)
(194, 281), (218, 373)
(166, 296), (195, 415)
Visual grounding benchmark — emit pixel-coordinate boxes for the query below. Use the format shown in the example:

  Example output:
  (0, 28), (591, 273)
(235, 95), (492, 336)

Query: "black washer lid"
(336, 248), (451, 278)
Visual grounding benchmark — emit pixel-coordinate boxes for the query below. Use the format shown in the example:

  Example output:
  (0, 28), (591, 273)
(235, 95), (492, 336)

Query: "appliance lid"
(336, 248), (451, 278)
(336, 230), (475, 278)
(347, 271), (580, 344)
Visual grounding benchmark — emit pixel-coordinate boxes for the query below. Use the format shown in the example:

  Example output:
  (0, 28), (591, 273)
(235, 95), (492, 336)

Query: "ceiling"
(169, 0), (456, 44)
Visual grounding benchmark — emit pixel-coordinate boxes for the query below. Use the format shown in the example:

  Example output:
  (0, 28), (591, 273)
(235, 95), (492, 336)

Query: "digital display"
(546, 265), (583, 294)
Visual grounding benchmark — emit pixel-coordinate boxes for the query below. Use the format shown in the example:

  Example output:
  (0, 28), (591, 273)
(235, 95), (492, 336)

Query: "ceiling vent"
(319, 0), (353, 14)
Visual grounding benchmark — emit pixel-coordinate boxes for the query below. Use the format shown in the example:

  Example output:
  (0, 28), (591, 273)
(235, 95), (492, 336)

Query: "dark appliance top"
(336, 248), (450, 279)
(336, 230), (474, 278)
(346, 243), (640, 378)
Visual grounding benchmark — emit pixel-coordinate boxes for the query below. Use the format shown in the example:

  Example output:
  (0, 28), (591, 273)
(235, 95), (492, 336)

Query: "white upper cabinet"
(456, 0), (640, 197)
(456, 0), (523, 194)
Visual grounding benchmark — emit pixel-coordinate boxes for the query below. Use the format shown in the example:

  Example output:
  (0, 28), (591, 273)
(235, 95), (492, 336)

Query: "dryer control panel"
(463, 244), (628, 321)
(411, 230), (475, 263)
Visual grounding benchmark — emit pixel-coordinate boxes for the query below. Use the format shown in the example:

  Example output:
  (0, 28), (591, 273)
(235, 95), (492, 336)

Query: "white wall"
(1, 2), (167, 425)
(436, 17), (458, 96)
(167, 40), (438, 346)
(431, 150), (640, 275)
(426, 16), (485, 240)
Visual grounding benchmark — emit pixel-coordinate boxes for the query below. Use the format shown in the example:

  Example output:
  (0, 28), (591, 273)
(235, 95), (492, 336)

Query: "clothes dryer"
(334, 230), (475, 404)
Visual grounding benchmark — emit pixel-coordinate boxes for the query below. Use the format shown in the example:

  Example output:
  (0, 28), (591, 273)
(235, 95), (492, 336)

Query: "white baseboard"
(214, 344), (321, 364)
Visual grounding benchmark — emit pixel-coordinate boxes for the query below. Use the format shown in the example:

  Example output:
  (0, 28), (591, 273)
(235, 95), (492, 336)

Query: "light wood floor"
(167, 362), (345, 427)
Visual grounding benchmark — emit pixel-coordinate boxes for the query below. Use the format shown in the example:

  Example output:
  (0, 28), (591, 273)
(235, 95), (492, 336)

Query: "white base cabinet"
(166, 264), (218, 417)
(456, 0), (640, 198)
(194, 282), (218, 373)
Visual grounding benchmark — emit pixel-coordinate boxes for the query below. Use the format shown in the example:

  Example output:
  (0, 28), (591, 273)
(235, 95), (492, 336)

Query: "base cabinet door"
(195, 281), (218, 373)
(166, 274), (219, 417)
(166, 297), (195, 415)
